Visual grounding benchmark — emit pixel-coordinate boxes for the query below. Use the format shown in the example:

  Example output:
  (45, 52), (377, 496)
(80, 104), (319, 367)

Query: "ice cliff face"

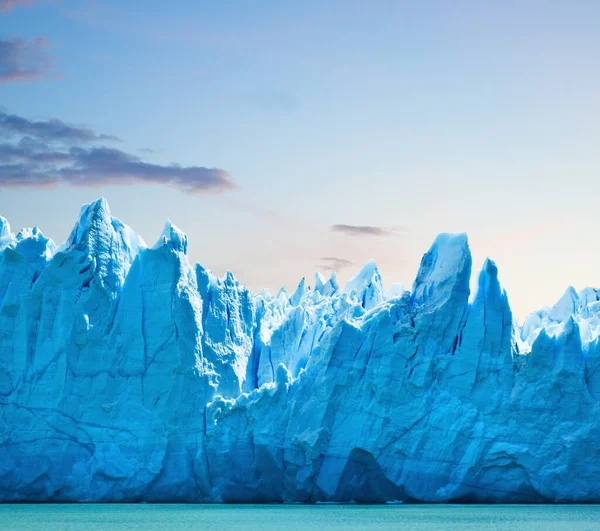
(1, 198), (600, 502)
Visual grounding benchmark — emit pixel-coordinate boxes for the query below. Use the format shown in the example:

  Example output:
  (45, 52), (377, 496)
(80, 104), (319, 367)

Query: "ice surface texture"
(1, 198), (600, 502)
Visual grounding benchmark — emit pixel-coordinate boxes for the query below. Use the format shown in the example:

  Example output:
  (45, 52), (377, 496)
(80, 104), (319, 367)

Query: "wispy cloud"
(0, 0), (32, 12)
(319, 256), (354, 271)
(331, 224), (397, 237)
(0, 37), (58, 83)
(0, 0), (58, 13)
(0, 110), (236, 194)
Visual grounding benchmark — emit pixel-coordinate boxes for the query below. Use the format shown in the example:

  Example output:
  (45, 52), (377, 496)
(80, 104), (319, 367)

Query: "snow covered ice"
(2, 198), (600, 502)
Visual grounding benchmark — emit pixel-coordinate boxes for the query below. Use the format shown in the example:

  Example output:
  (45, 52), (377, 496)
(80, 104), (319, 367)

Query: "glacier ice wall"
(1, 198), (600, 502)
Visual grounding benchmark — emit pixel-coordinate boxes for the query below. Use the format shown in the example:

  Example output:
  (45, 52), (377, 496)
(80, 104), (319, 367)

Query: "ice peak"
(314, 271), (338, 297)
(467, 258), (512, 328)
(15, 227), (56, 258)
(290, 277), (306, 306)
(327, 271), (340, 296)
(0, 218), (55, 259)
(153, 219), (188, 254)
(82, 197), (111, 222)
(91, 196), (110, 211)
(0, 216), (13, 249)
(314, 272), (326, 293)
(482, 257), (498, 277)
(0, 216), (10, 238)
(328, 270), (339, 289)
(67, 197), (113, 248)
(344, 260), (380, 292)
(470, 258), (501, 301)
(412, 232), (471, 307)
(344, 260), (385, 310)
(578, 288), (599, 311)
(549, 286), (579, 322)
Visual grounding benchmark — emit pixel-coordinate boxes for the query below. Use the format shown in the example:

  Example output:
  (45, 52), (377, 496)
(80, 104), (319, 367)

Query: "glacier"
(1, 197), (600, 502)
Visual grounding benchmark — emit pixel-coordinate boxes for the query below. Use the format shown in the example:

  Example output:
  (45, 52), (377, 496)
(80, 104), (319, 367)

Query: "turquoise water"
(0, 504), (599, 530)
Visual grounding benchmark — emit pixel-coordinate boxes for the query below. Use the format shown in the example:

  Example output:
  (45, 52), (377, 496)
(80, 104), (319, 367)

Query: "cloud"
(0, 0), (56, 13)
(0, 111), (236, 194)
(0, 111), (119, 142)
(0, 37), (58, 83)
(0, 0), (32, 12)
(59, 147), (236, 193)
(331, 224), (394, 237)
(319, 257), (354, 271)
(0, 137), (71, 163)
(138, 147), (155, 154)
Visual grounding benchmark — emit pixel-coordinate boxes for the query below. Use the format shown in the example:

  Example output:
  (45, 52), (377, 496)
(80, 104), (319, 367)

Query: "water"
(0, 504), (599, 530)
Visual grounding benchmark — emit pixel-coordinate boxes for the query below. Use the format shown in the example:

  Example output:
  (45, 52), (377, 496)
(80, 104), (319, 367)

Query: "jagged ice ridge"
(1, 198), (600, 502)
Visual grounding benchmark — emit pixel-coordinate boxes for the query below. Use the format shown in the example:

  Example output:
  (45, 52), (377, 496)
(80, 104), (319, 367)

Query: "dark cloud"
(0, 144), (235, 193)
(0, 112), (120, 142)
(319, 257), (354, 271)
(59, 147), (235, 193)
(0, 37), (57, 83)
(0, 137), (71, 163)
(331, 224), (393, 237)
(0, 111), (236, 194)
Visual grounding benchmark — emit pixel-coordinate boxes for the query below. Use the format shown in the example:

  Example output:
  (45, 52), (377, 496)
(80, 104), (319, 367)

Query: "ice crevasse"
(1, 198), (600, 502)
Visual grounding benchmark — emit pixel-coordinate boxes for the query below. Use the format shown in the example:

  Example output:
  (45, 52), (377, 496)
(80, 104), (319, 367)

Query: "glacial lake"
(1, 504), (599, 530)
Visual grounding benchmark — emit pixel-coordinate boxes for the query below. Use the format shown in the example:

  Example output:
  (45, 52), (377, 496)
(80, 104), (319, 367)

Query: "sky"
(1, 0), (600, 319)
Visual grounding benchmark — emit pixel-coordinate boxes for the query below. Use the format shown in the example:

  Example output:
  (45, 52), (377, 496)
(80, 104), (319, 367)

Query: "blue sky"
(1, 0), (600, 318)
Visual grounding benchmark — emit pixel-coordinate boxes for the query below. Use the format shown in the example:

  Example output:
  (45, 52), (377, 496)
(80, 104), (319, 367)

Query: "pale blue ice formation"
(1, 198), (600, 502)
